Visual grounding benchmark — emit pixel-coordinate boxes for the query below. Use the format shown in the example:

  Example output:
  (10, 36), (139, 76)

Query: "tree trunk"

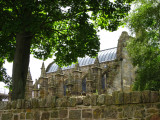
(11, 33), (32, 100)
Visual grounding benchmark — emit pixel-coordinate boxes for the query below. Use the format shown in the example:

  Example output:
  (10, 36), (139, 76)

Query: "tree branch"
(4, 0), (19, 15)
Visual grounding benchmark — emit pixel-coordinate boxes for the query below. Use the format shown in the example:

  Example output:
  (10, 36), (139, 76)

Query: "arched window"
(101, 76), (105, 89)
(101, 73), (107, 90)
(63, 85), (66, 96)
(82, 78), (86, 93)
(63, 81), (67, 96)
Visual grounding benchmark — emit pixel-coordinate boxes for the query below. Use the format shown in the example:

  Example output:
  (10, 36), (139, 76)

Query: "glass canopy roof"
(46, 47), (117, 73)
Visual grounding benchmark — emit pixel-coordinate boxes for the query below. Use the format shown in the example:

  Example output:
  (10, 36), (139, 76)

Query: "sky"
(0, 27), (130, 93)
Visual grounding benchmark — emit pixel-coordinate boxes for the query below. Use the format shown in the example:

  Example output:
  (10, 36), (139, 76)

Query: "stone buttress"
(29, 31), (136, 99)
(25, 68), (33, 99)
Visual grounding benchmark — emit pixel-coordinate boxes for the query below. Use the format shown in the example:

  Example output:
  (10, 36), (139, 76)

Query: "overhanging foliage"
(126, 0), (160, 91)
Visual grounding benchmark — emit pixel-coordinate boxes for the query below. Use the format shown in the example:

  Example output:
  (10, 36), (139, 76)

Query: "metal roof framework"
(46, 47), (117, 73)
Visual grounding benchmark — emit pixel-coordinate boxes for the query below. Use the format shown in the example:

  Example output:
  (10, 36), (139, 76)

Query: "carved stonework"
(72, 64), (82, 95)
(55, 68), (64, 97)
(86, 68), (93, 94)
(25, 68), (33, 99)
(66, 74), (74, 96)
(28, 31), (136, 99)
(40, 62), (46, 78)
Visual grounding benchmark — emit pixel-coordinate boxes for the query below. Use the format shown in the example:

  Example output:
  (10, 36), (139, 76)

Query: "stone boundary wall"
(0, 90), (160, 120)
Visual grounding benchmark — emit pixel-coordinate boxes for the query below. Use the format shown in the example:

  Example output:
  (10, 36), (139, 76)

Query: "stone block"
(117, 107), (123, 112)
(151, 91), (159, 103)
(76, 97), (83, 105)
(147, 108), (159, 114)
(33, 111), (40, 120)
(124, 92), (131, 104)
(113, 91), (124, 104)
(123, 105), (134, 118)
(118, 112), (123, 119)
(51, 110), (59, 118)
(91, 94), (97, 106)
(6, 102), (11, 110)
(14, 115), (18, 120)
(156, 103), (160, 109)
(0, 110), (2, 115)
(134, 110), (145, 119)
(93, 108), (102, 119)
(46, 96), (56, 108)
(41, 112), (50, 120)
(31, 98), (39, 108)
(59, 109), (68, 118)
(150, 114), (160, 120)
(17, 99), (22, 109)
(69, 110), (81, 119)
(68, 97), (76, 107)
(26, 112), (33, 119)
(20, 113), (25, 119)
(0, 102), (8, 110)
(103, 106), (117, 119)
(39, 98), (46, 108)
(141, 90), (151, 103)
(17, 99), (25, 109)
(11, 101), (17, 109)
(56, 97), (68, 107)
(25, 100), (32, 109)
(145, 103), (154, 108)
(105, 95), (113, 105)
(130, 91), (142, 103)
(97, 94), (106, 105)
(82, 109), (92, 118)
(2, 113), (12, 120)
(83, 95), (91, 106)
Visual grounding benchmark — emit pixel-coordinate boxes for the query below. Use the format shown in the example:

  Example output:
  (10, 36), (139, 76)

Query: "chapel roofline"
(46, 31), (129, 73)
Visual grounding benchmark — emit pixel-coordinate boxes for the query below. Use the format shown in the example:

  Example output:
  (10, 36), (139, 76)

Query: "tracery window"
(63, 81), (67, 96)
(101, 73), (107, 90)
(82, 78), (86, 93)
(101, 76), (105, 89)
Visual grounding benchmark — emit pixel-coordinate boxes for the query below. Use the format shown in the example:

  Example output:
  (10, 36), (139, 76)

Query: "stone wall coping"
(0, 90), (159, 110)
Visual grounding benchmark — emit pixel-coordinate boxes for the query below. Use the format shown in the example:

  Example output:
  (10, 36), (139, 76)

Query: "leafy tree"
(0, 54), (12, 90)
(0, 0), (133, 100)
(0, 66), (12, 91)
(126, 0), (160, 91)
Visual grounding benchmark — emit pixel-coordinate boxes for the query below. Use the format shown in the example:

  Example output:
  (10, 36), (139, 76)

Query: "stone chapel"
(25, 31), (136, 99)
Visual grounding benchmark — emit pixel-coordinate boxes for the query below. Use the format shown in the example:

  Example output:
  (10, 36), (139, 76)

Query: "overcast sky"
(0, 27), (130, 93)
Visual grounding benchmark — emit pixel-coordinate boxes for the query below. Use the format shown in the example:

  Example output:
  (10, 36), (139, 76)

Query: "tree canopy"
(126, 0), (160, 91)
(0, 0), (133, 100)
(1, 0), (133, 65)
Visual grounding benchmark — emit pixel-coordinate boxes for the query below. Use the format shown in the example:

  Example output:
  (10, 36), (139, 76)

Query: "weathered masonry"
(24, 31), (136, 99)
(0, 91), (160, 120)
(1, 32), (160, 120)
